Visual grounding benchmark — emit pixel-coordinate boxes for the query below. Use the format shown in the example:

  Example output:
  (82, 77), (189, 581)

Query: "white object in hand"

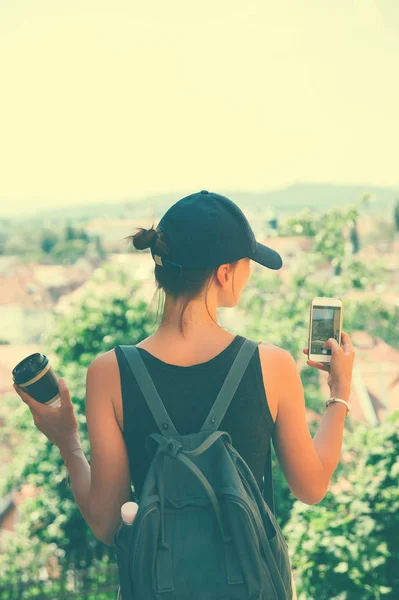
(121, 501), (139, 525)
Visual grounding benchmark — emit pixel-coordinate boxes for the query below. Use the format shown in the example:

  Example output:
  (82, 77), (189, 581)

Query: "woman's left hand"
(13, 378), (79, 449)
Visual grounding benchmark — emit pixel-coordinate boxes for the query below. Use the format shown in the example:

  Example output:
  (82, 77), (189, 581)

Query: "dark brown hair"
(123, 224), (239, 336)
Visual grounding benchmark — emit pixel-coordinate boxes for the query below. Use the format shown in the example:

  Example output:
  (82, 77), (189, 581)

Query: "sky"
(0, 0), (398, 216)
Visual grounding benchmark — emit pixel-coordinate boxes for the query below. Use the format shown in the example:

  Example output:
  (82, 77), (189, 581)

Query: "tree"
(283, 411), (399, 599)
(0, 227), (9, 255)
(349, 218), (360, 254)
(394, 199), (399, 232)
(0, 263), (157, 588)
(1, 198), (397, 598)
(238, 197), (397, 533)
(64, 222), (90, 243)
(277, 194), (373, 275)
(40, 229), (59, 254)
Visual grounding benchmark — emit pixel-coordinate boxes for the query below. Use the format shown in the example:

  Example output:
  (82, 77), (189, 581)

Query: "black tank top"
(114, 334), (275, 505)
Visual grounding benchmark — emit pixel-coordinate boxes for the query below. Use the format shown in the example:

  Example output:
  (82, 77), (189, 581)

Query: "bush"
(283, 411), (399, 599)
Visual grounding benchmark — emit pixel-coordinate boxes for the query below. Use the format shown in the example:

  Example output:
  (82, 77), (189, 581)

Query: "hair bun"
(148, 228), (159, 248)
(124, 225), (169, 254)
(125, 227), (154, 250)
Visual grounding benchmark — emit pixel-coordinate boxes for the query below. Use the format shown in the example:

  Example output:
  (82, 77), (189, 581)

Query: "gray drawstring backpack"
(113, 338), (293, 599)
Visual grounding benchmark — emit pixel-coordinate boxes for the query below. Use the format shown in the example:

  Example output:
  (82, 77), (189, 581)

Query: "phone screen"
(310, 306), (341, 356)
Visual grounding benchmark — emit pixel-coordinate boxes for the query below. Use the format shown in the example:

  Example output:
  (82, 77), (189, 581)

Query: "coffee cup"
(12, 353), (61, 408)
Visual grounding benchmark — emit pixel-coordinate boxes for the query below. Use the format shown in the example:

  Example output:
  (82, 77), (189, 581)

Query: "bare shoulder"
(258, 342), (290, 367)
(87, 350), (119, 394)
(258, 341), (282, 352)
(258, 341), (286, 362)
(90, 349), (117, 370)
(89, 349), (120, 397)
(101, 349), (121, 382)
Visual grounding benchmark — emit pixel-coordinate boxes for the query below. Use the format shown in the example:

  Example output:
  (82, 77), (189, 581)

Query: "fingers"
(303, 330), (354, 377)
(340, 331), (355, 354)
(58, 378), (73, 411)
(13, 384), (37, 408)
(13, 384), (48, 416)
(323, 331), (354, 354)
(306, 359), (330, 372)
(302, 349), (330, 371)
(323, 337), (341, 351)
(304, 334), (353, 353)
(302, 346), (331, 372)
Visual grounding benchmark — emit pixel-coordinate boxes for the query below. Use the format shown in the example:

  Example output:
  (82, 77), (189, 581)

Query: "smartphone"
(308, 297), (343, 364)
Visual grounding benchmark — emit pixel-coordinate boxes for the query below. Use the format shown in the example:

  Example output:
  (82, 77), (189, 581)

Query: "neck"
(156, 322), (224, 340)
(156, 295), (223, 340)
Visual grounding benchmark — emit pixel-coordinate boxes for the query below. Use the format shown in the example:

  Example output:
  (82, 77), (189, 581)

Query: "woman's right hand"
(302, 330), (355, 399)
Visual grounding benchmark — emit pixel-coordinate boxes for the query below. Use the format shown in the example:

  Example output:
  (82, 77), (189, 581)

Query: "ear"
(216, 263), (230, 286)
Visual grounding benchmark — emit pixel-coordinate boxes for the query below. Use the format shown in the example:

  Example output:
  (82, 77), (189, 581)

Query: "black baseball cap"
(151, 190), (283, 275)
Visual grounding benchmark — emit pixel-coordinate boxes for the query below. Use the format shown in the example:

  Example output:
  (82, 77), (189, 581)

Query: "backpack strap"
(196, 337), (274, 513)
(264, 443), (275, 515)
(118, 337), (258, 436)
(117, 338), (275, 511)
(199, 338), (259, 433)
(118, 344), (179, 436)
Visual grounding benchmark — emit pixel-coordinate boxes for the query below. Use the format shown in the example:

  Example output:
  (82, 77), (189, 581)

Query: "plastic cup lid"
(121, 501), (139, 523)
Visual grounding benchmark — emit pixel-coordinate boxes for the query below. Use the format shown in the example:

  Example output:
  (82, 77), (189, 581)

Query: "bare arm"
(270, 348), (348, 503)
(312, 396), (348, 483)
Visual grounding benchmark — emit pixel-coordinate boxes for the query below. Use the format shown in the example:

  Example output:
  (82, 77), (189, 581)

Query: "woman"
(16, 190), (354, 600)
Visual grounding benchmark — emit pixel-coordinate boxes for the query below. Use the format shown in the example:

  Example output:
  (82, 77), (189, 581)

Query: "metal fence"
(0, 561), (120, 600)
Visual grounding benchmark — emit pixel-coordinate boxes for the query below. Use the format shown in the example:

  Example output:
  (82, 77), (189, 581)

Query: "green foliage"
(283, 411), (399, 599)
(1, 220), (105, 265)
(277, 194), (374, 275)
(40, 229), (59, 254)
(1, 197), (397, 597)
(64, 222), (90, 243)
(0, 263), (158, 593)
(349, 220), (360, 254)
(49, 238), (89, 264)
(0, 532), (119, 599)
(238, 196), (396, 541)
(394, 199), (399, 232)
(343, 297), (399, 351)
(0, 225), (9, 254)
(277, 206), (320, 237)
(341, 256), (388, 290)
(45, 262), (157, 368)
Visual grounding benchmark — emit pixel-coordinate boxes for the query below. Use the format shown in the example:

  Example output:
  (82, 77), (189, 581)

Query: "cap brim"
(250, 241), (283, 270)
